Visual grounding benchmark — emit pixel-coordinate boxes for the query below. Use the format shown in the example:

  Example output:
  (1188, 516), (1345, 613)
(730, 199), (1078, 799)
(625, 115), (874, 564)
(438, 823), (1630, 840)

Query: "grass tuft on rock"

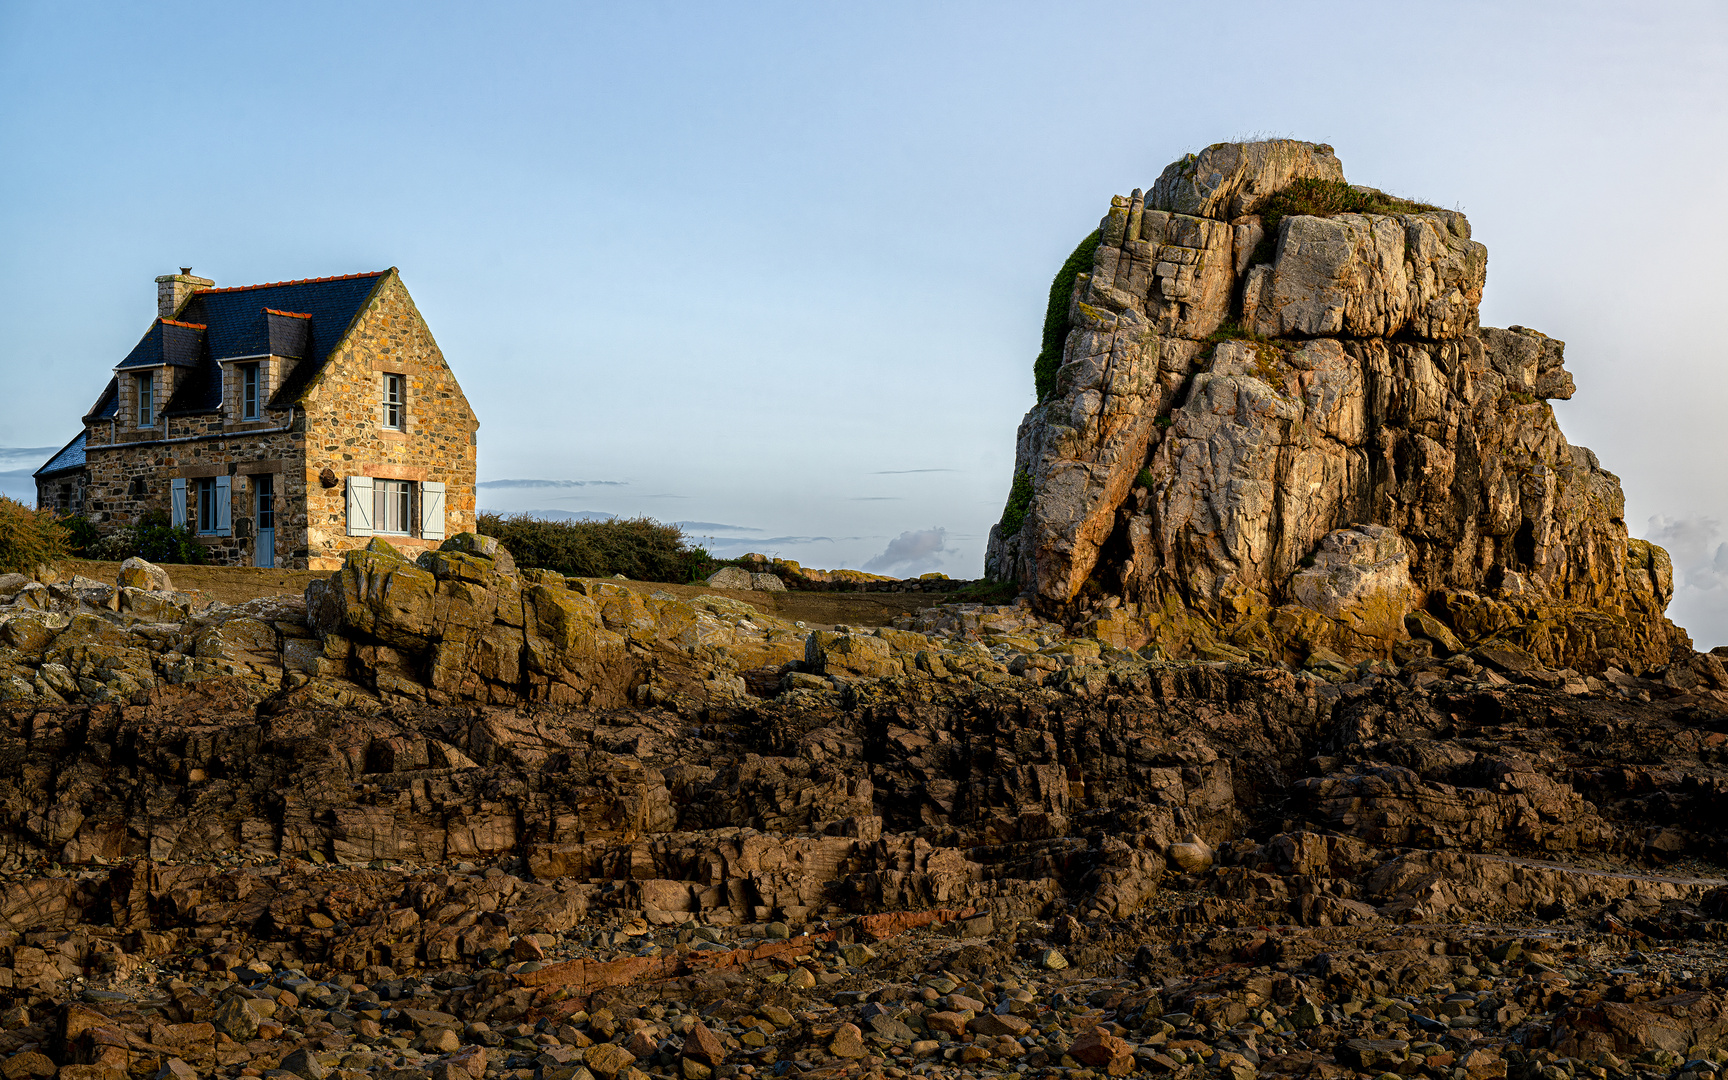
(997, 469), (1035, 540)
(1251, 178), (1440, 265)
(1033, 230), (1102, 402)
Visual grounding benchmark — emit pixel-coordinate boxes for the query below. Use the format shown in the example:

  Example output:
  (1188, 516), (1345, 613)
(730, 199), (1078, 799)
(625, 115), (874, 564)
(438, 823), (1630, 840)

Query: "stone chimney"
(155, 267), (214, 319)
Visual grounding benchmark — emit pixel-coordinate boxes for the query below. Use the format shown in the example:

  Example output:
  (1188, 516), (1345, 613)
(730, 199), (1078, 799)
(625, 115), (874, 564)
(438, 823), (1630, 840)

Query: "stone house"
(36, 268), (479, 570)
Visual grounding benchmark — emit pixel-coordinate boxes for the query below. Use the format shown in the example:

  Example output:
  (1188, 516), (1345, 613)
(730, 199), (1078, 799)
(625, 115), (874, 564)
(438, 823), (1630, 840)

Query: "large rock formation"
(987, 140), (1685, 672)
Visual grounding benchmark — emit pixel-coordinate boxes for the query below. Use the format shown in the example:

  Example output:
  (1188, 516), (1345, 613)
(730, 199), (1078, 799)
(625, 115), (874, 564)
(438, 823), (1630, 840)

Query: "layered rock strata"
(986, 140), (1685, 672)
(1, 551), (1728, 1078)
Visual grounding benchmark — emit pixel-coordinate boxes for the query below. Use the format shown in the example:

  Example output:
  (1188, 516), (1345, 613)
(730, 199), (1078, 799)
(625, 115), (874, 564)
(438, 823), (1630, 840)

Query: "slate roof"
(35, 431), (87, 479)
(85, 378), (118, 422)
(117, 319), (206, 369)
(111, 271), (389, 416)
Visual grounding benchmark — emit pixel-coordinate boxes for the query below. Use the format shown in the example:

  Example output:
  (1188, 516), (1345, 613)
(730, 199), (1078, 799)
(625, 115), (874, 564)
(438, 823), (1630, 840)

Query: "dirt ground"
(57, 559), (326, 607)
(54, 559), (960, 627)
(611, 579), (964, 628)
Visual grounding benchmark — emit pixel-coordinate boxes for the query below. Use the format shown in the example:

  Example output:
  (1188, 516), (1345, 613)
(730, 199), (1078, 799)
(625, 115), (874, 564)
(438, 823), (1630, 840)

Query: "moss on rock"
(1033, 230), (1102, 402)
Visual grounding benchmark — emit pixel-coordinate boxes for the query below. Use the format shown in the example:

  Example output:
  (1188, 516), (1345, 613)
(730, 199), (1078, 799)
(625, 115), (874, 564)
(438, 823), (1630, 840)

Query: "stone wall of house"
(33, 474), (84, 514)
(82, 427), (305, 566)
(297, 272), (479, 571)
(85, 353), (306, 568)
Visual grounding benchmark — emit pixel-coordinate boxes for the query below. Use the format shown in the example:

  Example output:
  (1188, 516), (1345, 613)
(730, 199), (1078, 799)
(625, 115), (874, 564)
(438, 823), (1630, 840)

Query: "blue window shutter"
(347, 476), (374, 536)
(215, 475), (232, 536)
(420, 481), (445, 541)
(171, 478), (187, 528)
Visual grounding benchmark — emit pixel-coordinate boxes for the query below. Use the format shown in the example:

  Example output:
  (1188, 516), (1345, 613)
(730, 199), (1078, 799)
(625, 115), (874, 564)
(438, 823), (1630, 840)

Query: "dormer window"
(383, 373), (405, 430)
(136, 373), (154, 427)
(241, 363), (260, 420)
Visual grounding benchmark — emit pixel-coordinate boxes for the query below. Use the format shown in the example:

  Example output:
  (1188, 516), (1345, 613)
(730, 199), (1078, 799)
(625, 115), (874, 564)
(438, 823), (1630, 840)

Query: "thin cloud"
(0, 447), (59, 487)
(478, 508), (619, 521)
(873, 468), (958, 474)
(675, 521), (760, 532)
(476, 478), (630, 489)
(849, 497), (902, 501)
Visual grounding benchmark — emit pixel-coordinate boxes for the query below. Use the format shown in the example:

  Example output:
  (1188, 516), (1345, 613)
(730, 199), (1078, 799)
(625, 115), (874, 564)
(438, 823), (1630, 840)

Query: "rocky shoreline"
(1, 542), (1726, 1080)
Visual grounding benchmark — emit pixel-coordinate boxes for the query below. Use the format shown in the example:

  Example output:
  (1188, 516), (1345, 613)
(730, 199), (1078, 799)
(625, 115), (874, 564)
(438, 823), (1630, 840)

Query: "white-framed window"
(383, 373), (405, 430)
(375, 479), (411, 535)
(347, 477), (444, 540)
(241, 363), (260, 420)
(136, 372), (154, 427)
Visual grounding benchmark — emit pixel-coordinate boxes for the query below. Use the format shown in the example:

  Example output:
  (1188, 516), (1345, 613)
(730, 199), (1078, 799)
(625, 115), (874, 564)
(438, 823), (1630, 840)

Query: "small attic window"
(136, 373), (154, 427)
(241, 363), (260, 420)
(383, 374), (405, 430)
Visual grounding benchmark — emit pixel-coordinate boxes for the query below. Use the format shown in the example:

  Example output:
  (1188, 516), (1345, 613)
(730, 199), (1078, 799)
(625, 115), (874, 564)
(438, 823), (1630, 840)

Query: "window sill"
(378, 429), (409, 441)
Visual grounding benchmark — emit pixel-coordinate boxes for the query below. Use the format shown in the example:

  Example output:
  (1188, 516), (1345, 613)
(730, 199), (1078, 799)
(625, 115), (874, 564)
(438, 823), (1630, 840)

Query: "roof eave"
(32, 432), (88, 479)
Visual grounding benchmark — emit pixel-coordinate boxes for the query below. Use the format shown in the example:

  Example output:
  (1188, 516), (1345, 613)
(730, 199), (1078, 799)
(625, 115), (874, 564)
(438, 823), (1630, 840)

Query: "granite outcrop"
(985, 140), (1685, 674)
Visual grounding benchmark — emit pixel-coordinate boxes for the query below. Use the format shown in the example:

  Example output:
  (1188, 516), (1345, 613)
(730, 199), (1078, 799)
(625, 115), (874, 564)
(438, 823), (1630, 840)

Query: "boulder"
(1069, 1027), (1136, 1076)
(1149, 139), (1344, 220)
(1287, 524), (1420, 641)
(116, 557), (172, 593)
(749, 572), (786, 592)
(1167, 832), (1215, 873)
(705, 566), (752, 590)
(806, 632), (896, 679)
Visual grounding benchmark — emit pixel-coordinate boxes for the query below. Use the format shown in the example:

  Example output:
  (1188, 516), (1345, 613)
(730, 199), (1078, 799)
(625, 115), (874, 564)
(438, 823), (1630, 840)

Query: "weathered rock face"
(987, 140), (1686, 672)
(3, 551), (1728, 1079)
(303, 535), (812, 710)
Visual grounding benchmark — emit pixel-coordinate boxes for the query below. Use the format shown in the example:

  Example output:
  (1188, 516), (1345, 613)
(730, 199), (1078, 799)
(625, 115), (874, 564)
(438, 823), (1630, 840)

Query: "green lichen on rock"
(997, 468), (1034, 539)
(1033, 229), (1102, 402)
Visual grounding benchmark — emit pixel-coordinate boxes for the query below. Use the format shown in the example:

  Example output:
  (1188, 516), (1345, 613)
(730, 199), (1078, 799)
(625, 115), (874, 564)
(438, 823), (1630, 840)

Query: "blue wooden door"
(255, 474), (275, 568)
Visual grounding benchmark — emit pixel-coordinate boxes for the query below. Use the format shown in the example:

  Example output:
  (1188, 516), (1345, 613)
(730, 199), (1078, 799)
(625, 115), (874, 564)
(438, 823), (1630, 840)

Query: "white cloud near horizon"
(863, 527), (950, 575)
(1646, 515), (1728, 648)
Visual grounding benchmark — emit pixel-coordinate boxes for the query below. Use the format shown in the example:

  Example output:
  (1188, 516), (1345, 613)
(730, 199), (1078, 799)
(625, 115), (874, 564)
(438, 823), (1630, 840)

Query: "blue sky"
(4, 2), (1727, 643)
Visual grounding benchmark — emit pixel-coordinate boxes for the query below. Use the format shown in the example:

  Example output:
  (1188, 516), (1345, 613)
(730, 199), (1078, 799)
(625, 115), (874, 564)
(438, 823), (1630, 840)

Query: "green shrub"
(132, 513), (206, 565)
(951, 578), (1019, 605)
(1251, 178), (1439, 265)
(57, 513), (100, 556)
(475, 513), (733, 584)
(88, 531), (135, 562)
(0, 497), (68, 574)
(997, 469), (1034, 540)
(1135, 466), (1155, 490)
(1033, 229), (1102, 402)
